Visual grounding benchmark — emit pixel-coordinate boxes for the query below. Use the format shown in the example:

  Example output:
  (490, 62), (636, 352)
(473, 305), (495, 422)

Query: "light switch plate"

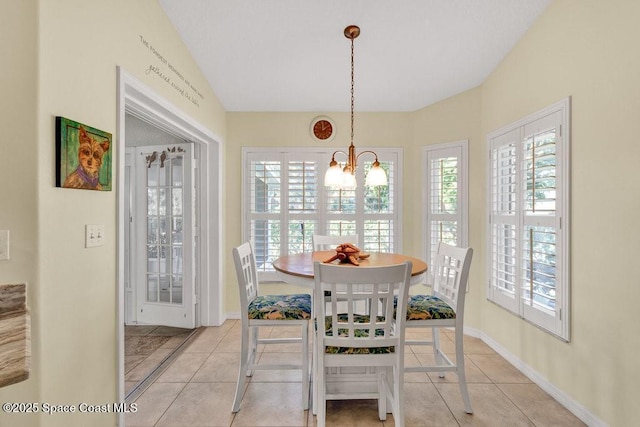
(0, 230), (9, 260)
(85, 225), (104, 248)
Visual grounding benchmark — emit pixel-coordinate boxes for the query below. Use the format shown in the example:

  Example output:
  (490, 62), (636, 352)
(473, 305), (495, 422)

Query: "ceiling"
(159, 0), (551, 112)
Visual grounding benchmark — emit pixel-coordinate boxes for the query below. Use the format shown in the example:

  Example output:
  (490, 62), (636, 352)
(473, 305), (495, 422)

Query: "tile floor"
(126, 320), (586, 426)
(125, 325), (196, 397)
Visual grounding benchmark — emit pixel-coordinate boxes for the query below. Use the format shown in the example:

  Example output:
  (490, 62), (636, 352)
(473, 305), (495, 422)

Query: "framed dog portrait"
(56, 117), (112, 191)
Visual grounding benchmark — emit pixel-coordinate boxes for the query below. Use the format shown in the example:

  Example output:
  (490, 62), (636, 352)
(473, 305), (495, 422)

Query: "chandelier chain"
(350, 36), (355, 146)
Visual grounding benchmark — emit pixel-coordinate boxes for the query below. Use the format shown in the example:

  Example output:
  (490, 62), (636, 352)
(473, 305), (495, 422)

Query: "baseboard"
(225, 312), (241, 320)
(465, 326), (607, 427)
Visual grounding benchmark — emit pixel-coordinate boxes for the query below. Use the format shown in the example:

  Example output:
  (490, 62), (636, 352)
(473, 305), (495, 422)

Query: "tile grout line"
(151, 382), (189, 427)
(411, 343), (462, 426)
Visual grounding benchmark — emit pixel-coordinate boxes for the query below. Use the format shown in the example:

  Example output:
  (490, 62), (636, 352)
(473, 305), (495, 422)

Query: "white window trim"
(486, 97), (571, 341)
(422, 140), (469, 284)
(242, 146), (403, 281)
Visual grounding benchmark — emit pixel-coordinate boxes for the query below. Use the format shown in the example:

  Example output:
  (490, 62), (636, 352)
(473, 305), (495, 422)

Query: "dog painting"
(56, 117), (112, 191)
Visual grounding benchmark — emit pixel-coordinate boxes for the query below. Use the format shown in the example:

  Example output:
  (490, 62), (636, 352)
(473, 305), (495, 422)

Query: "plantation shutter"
(244, 147), (402, 282)
(325, 173), (357, 240)
(247, 152), (282, 275)
(487, 98), (569, 340)
(424, 141), (468, 283)
(285, 153), (319, 256)
(489, 130), (520, 313)
(323, 150), (400, 254)
(520, 111), (564, 333)
(362, 157), (396, 253)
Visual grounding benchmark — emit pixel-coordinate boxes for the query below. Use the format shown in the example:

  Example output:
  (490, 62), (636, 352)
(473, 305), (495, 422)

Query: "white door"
(134, 143), (195, 328)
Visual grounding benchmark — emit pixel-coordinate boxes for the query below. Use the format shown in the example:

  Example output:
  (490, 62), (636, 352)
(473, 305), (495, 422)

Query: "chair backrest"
(432, 242), (473, 315)
(312, 234), (359, 251)
(232, 242), (260, 311)
(314, 261), (412, 351)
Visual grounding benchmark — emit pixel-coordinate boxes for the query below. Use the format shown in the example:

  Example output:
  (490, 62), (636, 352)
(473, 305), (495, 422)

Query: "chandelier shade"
(324, 25), (388, 189)
(365, 161), (388, 186)
(323, 160), (344, 186)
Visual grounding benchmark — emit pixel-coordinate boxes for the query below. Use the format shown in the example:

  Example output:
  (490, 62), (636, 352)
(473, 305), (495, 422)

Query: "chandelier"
(324, 25), (388, 189)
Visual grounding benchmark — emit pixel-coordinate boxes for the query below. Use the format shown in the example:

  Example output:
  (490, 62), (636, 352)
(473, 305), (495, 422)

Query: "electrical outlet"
(0, 230), (9, 260)
(85, 224), (105, 248)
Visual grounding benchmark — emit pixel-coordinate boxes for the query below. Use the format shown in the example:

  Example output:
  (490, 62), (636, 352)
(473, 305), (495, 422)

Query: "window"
(423, 141), (469, 278)
(487, 98), (570, 340)
(243, 147), (402, 281)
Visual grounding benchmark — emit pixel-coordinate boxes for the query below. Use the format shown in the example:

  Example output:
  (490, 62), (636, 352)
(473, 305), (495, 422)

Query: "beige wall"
(0, 1), (225, 426)
(410, 87), (483, 326)
(480, 0), (640, 425)
(0, 0), (40, 420)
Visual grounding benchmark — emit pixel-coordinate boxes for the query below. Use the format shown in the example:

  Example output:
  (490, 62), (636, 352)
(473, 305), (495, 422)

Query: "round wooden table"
(272, 250), (428, 287)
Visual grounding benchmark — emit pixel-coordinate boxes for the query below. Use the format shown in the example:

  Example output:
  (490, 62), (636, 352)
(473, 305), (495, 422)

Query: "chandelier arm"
(355, 150), (380, 162)
(330, 150), (348, 161)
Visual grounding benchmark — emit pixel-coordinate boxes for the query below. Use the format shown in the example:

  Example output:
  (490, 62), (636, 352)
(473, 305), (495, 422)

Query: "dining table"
(272, 250), (429, 415)
(272, 250), (428, 287)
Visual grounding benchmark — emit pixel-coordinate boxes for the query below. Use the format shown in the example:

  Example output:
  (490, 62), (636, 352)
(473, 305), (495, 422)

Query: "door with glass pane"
(134, 144), (195, 328)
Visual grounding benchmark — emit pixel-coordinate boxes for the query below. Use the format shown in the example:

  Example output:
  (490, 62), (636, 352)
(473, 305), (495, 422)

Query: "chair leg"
(433, 327), (445, 378)
(232, 322), (251, 412)
(316, 354), (326, 427)
(248, 326), (263, 377)
(312, 330), (318, 415)
(301, 322), (309, 410)
(455, 326), (473, 414)
(393, 364), (405, 427)
(377, 369), (387, 421)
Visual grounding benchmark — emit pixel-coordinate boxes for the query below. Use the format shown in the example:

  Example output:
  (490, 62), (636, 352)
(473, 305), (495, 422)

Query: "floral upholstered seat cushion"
(405, 295), (456, 321)
(247, 294), (312, 320)
(323, 314), (394, 354)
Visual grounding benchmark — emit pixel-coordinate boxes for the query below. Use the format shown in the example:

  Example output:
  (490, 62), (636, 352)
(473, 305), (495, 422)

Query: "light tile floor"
(125, 325), (195, 396)
(126, 320), (586, 426)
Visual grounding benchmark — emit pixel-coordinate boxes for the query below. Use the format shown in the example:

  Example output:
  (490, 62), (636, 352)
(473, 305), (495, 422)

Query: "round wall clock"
(310, 116), (336, 142)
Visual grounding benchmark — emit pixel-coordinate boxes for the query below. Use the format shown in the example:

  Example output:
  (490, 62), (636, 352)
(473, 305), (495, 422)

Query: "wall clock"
(310, 116), (336, 142)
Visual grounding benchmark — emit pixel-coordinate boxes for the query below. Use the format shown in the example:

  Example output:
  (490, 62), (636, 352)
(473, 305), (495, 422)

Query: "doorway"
(123, 115), (198, 396)
(116, 67), (223, 418)
(125, 124), (196, 329)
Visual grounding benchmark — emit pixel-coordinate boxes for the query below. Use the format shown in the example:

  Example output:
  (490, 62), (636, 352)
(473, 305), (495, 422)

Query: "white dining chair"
(312, 233), (359, 251)
(313, 233), (367, 313)
(313, 260), (412, 427)
(231, 242), (311, 412)
(404, 242), (474, 414)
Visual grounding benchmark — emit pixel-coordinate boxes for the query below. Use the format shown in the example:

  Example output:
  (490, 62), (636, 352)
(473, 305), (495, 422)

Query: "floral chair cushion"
(247, 294), (311, 320)
(323, 313), (394, 354)
(405, 295), (456, 321)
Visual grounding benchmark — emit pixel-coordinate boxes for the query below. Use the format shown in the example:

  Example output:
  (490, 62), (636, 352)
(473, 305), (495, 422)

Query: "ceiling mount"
(344, 25), (360, 40)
